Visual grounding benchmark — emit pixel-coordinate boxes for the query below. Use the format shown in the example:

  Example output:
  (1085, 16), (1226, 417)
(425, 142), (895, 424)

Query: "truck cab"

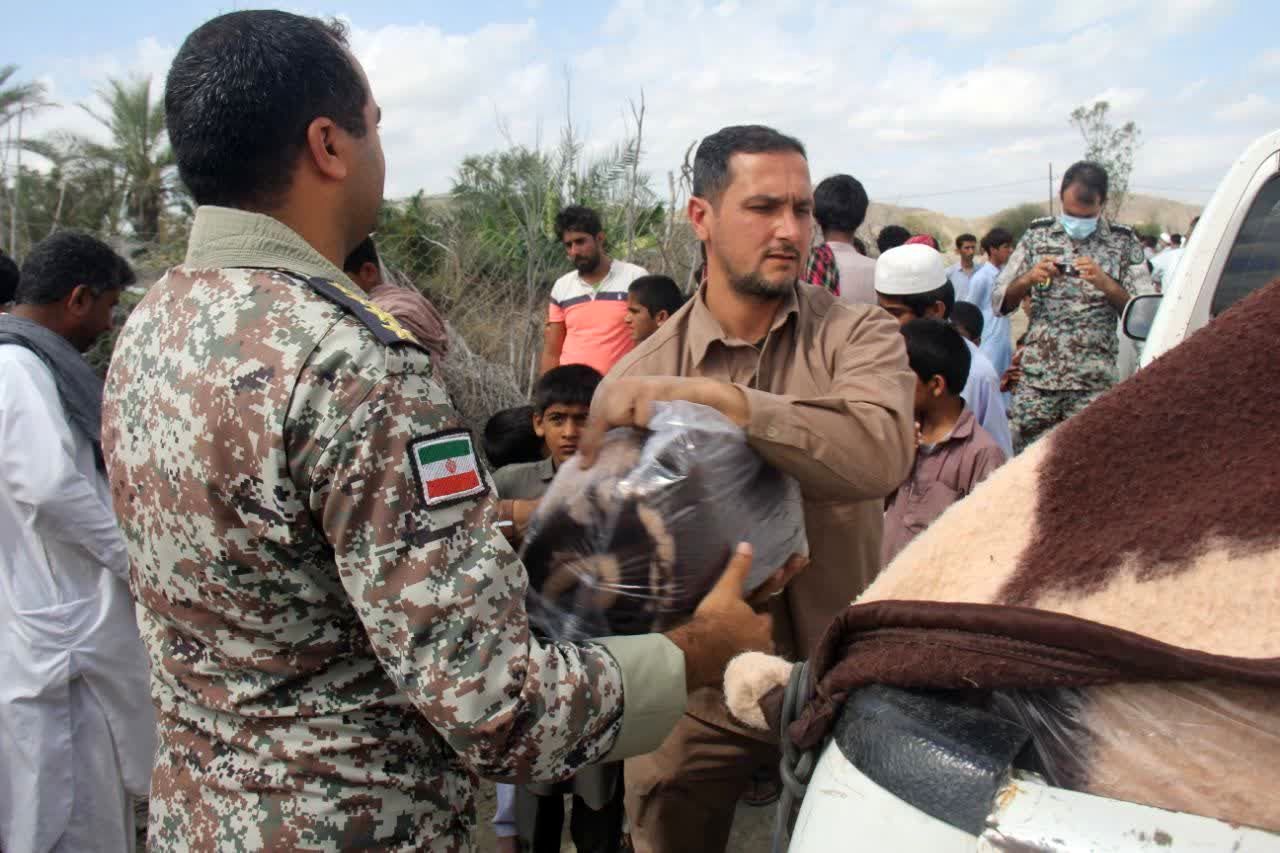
(1125, 129), (1280, 359)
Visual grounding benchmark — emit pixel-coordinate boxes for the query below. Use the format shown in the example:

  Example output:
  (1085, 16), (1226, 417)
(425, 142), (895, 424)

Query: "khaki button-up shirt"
(608, 281), (915, 737)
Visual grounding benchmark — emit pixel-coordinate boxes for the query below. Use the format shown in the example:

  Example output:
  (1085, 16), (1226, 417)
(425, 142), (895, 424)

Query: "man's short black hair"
(628, 274), (684, 318)
(554, 206), (603, 241)
(1170, 233), (1183, 247)
(693, 125), (806, 203)
(166, 11), (369, 210)
(343, 236), (379, 273)
(955, 233), (977, 248)
(814, 174), (869, 233)
(1140, 234), (1158, 249)
(16, 231), (135, 305)
(902, 318), (971, 396)
(532, 364), (602, 415)
(981, 227), (1014, 253)
(950, 301), (984, 344)
(483, 405), (543, 469)
(891, 280), (957, 320)
(876, 225), (911, 254)
(0, 250), (18, 304)
(1060, 161), (1109, 205)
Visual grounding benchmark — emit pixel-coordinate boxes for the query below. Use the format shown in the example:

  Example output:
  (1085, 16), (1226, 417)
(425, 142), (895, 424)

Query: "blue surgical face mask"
(1059, 213), (1098, 241)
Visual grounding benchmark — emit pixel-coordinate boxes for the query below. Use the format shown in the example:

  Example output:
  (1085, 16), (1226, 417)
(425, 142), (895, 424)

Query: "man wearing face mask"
(991, 161), (1153, 450)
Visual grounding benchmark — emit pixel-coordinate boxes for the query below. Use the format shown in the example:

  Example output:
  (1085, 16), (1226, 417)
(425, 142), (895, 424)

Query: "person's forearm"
(1001, 272), (1037, 314)
(1099, 276), (1130, 312)
(539, 349), (560, 375)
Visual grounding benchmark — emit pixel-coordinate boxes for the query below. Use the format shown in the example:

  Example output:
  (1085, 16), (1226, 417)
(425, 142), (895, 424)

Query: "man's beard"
(728, 270), (793, 299)
(574, 254), (602, 275)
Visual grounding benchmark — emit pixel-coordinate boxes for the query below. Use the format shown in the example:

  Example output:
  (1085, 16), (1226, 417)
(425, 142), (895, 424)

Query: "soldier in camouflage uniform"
(992, 161), (1154, 450)
(101, 12), (785, 851)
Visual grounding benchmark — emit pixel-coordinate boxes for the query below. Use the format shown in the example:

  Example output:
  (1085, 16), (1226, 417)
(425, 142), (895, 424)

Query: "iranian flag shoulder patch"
(409, 430), (488, 507)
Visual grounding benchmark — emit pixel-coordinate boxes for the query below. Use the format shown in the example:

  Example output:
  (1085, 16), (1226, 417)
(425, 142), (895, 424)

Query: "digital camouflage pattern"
(993, 217), (1154, 392)
(102, 253), (628, 850)
(1008, 384), (1104, 452)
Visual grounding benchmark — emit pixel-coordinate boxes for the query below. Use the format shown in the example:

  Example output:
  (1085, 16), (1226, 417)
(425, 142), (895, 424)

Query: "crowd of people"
(0, 8), (1194, 853)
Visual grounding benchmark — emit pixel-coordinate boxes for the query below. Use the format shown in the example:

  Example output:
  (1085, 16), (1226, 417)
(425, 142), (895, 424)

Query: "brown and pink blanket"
(726, 278), (1280, 831)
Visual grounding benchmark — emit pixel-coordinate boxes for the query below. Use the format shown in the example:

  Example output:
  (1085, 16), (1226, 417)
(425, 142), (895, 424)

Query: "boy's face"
(624, 293), (662, 343)
(534, 403), (591, 465)
(877, 294), (943, 327)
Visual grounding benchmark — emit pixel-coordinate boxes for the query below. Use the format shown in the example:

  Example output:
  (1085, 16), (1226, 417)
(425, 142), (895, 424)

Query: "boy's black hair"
(628, 274), (684, 317)
(0, 250), (19, 304)
(876, 225), (911, 254)
(813, 174), (869, 233)
(343, 236), (379, 273)
(532, 364), (603, 415)
(955, 232), (977, 248)
(483, 405), (543, 469)
(980, 227), (1014, 253)
(950, 301), (984, 343)
(554, 206), (603, 241)
(902, 318), (971, 396)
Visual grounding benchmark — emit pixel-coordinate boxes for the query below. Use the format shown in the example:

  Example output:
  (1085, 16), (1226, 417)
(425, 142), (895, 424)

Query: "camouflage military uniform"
(101, 206), (686, 852)
(993, 217), (1153, 449)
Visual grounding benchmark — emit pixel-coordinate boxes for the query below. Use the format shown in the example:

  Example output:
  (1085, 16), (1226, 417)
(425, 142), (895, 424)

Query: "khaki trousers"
(624, 712), (779, 853)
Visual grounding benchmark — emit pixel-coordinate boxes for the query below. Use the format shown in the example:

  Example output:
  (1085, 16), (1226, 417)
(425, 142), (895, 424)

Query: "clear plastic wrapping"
(992, 682), (1280, 831)
(519, 401), (808, 642)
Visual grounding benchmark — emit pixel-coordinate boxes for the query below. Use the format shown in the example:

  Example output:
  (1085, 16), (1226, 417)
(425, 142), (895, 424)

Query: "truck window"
(1212, 173), (1280, 317)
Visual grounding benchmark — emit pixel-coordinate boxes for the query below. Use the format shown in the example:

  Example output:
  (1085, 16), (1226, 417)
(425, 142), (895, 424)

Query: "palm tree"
(0, 65), (48, 129)
(80, 75), (174, 240)
(1, 65), (53, 255)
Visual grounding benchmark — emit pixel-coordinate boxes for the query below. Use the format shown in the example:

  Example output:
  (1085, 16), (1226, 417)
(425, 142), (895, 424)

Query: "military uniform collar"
(185, 206), (354, 285)
(688, 281), (800, 367)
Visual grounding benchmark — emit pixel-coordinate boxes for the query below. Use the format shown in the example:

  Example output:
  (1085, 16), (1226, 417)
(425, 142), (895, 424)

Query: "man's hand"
(664, 544), (807, 692)
(497, 498), (539, 546)
(579, 376), (749, 468)
(1074, 256), (1130, 310)
(1028, 256), (1061, 285)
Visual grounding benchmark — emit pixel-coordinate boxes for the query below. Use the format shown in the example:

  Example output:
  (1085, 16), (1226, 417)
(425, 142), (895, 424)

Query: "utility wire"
(890, 176), (1044, 201)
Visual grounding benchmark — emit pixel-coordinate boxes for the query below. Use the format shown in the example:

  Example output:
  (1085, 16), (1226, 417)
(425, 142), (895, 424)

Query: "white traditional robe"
(0, 344), (155, 853)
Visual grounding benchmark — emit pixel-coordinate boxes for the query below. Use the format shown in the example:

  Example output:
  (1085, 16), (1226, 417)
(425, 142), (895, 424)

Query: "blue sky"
(8, 0), (1280, 217)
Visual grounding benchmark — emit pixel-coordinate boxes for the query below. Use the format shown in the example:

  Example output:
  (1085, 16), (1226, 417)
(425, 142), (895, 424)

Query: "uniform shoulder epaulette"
(303, 275), (426, 351)
(1028, 217), (1054, 229)
(1109, 222), (1135, 236)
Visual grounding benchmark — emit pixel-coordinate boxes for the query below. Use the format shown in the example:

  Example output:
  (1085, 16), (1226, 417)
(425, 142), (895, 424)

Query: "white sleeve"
(0, 352), (130, 581)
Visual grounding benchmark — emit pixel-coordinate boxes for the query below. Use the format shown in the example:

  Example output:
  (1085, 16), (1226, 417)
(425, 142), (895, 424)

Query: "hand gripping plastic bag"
(519, 401), (808, 642)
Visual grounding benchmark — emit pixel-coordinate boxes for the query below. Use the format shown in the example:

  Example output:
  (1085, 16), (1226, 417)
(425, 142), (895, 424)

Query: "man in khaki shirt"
(581, 124), (916, 853)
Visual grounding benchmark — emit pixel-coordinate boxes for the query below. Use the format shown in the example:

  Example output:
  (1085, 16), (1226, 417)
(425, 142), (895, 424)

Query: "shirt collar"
(687, 281), (801, 368)
(920, 408), (977, 454)
(539, 456), (556, 481)
(184, 205), (354, 285)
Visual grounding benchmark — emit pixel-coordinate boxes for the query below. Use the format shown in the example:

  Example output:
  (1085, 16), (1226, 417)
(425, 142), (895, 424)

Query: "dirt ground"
(472, 782), (776, 852)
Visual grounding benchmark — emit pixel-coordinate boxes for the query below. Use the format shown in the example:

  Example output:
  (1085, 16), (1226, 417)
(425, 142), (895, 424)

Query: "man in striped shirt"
(541, 205), (648, 377)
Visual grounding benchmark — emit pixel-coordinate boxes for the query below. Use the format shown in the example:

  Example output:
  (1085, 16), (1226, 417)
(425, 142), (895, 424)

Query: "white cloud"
(1213, 93), (1273, 123)
(12, 0), (1269, 218)
(1255, 50), (1280, 73)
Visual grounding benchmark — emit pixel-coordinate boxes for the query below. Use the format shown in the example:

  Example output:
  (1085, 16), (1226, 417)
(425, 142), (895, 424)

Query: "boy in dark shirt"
(882, 319), (1007, 566)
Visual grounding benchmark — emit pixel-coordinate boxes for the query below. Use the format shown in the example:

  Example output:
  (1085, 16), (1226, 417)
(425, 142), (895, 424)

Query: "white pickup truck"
(782, 129), (1280, 853)
(1123, 128), (1280, 360)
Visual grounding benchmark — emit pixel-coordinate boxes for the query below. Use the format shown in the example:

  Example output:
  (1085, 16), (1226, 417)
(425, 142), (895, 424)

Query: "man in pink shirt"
(540, 206), (648, 376)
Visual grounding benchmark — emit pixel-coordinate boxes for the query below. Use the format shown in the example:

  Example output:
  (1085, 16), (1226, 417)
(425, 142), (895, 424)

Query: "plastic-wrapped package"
(991, 681), (1280, 831)
(519, 401), (808, 642)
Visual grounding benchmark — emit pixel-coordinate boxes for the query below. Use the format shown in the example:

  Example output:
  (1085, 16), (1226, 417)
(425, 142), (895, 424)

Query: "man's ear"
(532, 411), (546, 438)
(927, 301), (948, 320)
(655, 309), (670, 326)
(305, 117), (348, 181)
(688, 196), (713, 242)
(65, 284), (94, 318)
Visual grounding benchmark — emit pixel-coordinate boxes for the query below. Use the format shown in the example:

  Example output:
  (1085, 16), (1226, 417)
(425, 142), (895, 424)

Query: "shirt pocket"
(902, 480), (964, 536)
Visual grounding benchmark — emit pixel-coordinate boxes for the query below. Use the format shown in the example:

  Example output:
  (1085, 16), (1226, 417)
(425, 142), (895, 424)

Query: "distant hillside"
(862, 193), (1203, 249)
